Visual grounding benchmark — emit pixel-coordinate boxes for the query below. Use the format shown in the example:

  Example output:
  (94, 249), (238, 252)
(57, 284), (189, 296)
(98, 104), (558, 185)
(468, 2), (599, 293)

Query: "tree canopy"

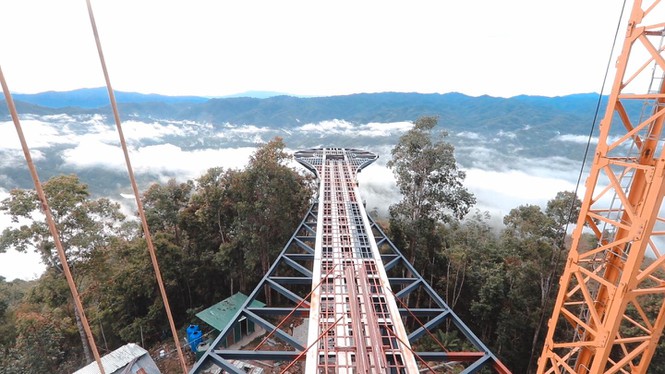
(388, 116), (475, 273)
(0, 138), (313, 372)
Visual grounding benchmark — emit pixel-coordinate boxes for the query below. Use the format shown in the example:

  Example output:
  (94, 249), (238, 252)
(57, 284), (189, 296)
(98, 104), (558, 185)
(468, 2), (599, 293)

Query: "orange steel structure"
(538, 1), (665, 373)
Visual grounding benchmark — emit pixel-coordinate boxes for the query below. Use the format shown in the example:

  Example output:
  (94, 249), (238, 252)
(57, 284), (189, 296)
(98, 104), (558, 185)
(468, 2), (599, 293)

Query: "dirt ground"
(148, 322), (308, 374)
(150, 341), (196, 374)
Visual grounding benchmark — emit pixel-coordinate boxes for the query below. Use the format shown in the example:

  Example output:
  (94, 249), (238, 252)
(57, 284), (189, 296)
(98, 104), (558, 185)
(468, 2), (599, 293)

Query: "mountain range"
(2, 87), (611, 134)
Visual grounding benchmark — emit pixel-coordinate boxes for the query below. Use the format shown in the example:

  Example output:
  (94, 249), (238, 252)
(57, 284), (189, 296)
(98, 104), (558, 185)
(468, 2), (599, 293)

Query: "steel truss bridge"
(190, 147), (509, 374)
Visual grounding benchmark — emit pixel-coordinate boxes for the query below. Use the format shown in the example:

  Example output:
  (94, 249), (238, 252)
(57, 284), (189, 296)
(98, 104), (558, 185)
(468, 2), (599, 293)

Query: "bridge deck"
(189, 147), (509, 374)
(296, 148), (417, 373)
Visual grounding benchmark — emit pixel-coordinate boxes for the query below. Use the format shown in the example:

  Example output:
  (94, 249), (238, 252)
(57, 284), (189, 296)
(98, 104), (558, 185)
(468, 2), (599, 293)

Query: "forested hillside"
(0, 139), (312, 373)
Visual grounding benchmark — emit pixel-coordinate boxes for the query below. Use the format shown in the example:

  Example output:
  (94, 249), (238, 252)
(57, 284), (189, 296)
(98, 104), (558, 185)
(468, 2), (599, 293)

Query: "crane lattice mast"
(538, 1), (665, 373)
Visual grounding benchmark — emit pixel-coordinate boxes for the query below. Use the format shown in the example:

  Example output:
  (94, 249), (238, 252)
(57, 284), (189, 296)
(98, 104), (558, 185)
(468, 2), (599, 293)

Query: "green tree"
(495, 204), (555, 371)
(497, 191), (581, 372)
(0, 306), (81, 374)
(546, 191), (582, 231)
(436, 211), (508, 343)
(142, 178), (193, 245)
(0, 175), (125, 364)
(0, 277), (11, 348)
(0, 175), (125, 270)
(0, 277), (34, 352)
(180, 168), (241, 300)
(95, 234), (184, 346)
(388, 116), (475, 267)
(231, 138), (313, 302)
(441, 211), (497, 311)
(183, 167), (237, 248)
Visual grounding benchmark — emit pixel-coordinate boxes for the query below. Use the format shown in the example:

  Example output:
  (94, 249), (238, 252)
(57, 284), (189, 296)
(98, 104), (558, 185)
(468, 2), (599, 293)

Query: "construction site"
(5, 1), (665, 373)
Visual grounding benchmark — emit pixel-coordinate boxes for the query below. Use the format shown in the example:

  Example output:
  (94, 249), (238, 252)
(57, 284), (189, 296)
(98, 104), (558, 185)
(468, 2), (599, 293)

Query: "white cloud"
(129, 144), (255, 176)
(358, 159), (580, 222)
(217, 124), (272, 135)
(556, 134), (597, 144)
(465, 168), (577, 217)
(214, 125), (275, 144)
(62, 140), (124, 169)
(357, 164), (400, 216)
(63, 142), (256, 180)
(522, 156), (584, 180)
(0, 249), (45, 281)
(115, 120), (189, 141)
(29, 149), (45, 161)
(456, 131), (482, 140)
(555, 133), (630, 149)
(0, 190), (46, 281)
(0, 148), (46, 168)
(297, 120), (412, 138)
(40, 113), (75, 122)
(298, 119), (354, 132)
(0, 115), (596, 280)
(0, 117), (194, 156)
(362, 122), (413, 133)
(75, 119), (192, 144)
(496, 130), (517, 139)
(0, 119), (76, 149)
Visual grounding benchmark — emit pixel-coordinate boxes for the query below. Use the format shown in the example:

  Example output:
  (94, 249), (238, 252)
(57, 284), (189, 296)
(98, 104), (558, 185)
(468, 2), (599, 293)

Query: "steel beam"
(190, 149), (508, 373)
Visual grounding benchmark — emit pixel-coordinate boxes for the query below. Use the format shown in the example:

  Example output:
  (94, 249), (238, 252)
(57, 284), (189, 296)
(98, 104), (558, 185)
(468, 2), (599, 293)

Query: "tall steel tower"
(538, 1), (665, 373)
(191, 147), (508, 373)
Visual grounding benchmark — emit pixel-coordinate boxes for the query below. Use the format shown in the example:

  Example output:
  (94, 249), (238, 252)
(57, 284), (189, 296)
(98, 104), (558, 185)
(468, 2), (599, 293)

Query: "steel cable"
(0, 65), (106, 374)
(528, 1), (629, 371)
(84, 1), (188, 372)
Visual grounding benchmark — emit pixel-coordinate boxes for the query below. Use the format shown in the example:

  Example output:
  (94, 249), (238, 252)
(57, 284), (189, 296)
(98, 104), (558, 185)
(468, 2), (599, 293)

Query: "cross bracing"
(190, 147), (509, 374)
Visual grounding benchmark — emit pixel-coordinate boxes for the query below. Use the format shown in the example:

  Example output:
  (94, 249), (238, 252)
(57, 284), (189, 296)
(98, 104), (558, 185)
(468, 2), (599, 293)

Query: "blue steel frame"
(190, 148), (509, 374)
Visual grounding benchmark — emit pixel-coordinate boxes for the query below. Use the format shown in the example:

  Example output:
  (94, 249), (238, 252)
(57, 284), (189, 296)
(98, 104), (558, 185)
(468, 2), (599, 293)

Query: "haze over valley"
(0, 89), (607, 280)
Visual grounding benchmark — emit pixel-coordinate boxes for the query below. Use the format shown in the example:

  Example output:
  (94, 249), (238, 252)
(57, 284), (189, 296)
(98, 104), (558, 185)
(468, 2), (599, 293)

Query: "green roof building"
(196, 292), (265, 348)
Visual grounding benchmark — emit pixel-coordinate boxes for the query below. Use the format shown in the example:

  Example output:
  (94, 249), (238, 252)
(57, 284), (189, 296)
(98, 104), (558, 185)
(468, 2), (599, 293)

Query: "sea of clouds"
(0, 114), (591, 280)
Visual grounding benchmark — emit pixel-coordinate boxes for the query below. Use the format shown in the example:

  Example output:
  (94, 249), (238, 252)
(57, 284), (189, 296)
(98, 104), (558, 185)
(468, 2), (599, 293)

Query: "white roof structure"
(73, 343), (151, 374)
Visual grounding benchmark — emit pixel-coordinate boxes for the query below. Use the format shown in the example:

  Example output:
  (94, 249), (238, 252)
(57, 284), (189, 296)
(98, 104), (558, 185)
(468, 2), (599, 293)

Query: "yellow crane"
(538, 1), (665, 372)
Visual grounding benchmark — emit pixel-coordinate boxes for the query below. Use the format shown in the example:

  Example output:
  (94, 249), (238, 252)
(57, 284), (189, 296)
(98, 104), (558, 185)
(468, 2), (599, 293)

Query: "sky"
(2, 0), (628, 98)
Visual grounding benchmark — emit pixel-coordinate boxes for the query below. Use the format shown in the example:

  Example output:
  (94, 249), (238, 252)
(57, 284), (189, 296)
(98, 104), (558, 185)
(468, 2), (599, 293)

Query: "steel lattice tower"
(538, 1), (665, 373)
(191, 147), (509, 373)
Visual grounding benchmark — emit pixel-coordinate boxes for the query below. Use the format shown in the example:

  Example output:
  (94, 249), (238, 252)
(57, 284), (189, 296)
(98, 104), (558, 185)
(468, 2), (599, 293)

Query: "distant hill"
(10, 87), (209, 109)
(7, 88), (297, 109)
(1, 90), (612, 133)
(222, 90), (299, 99)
